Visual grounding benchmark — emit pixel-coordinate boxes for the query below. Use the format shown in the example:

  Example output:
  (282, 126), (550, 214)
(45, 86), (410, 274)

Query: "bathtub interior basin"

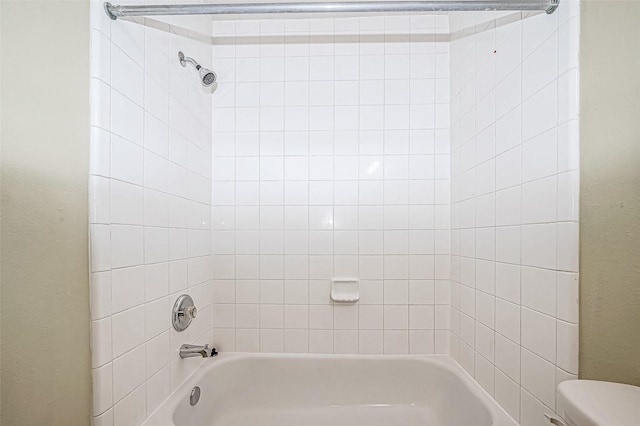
(144, 353), (517, 426)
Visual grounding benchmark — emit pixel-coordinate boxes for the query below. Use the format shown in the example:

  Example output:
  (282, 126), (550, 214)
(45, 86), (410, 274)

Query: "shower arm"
(105, 0), (559, 20)
(179, 53), (201, 70)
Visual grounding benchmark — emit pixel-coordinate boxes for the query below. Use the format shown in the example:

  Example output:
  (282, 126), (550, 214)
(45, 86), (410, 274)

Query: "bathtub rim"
(142, 353), (518, 426)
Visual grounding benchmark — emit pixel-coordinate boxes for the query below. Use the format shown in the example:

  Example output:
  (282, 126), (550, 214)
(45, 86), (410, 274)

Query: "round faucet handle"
(172, 294), (198, 332)
(185, 305), (197, 319)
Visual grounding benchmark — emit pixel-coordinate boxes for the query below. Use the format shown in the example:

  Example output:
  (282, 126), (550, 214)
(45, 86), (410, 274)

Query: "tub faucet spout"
(179, 344), (218, 359)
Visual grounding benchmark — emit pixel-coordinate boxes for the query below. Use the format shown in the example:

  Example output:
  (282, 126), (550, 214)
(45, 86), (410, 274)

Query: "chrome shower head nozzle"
(200, 68), (217, 87)
(178, 51), (217, 93)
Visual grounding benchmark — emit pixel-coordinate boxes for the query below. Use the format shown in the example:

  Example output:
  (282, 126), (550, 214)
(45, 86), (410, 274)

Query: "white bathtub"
(144, 353), (517, 426)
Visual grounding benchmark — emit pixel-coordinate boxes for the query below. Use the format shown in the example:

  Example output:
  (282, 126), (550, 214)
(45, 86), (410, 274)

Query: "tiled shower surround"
(209, 16), (452, 356)
(448, 4), (580, 425)
(89, 2), (580, 425)
(89, 2), (214, 424)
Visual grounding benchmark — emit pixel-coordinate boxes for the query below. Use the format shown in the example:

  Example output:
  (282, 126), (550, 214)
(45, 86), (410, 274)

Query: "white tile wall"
(210, 16), (452, 355)
(89, 1), (213, 424)
(89, 4), (581, 425)
(448, 3), (579, 425)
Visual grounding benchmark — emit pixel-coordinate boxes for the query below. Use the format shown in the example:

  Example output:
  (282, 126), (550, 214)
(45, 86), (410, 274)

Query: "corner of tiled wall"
(89, 1), (214, 424)
(448, 1), (580, 424)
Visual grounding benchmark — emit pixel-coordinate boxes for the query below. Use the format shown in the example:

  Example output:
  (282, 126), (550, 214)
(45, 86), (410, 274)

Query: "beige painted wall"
(580, 0), (640, 386)
(0, 1), (92, 424)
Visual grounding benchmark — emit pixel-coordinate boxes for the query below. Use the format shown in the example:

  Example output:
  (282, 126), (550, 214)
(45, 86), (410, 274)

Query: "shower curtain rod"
(104, 0), (559, 20)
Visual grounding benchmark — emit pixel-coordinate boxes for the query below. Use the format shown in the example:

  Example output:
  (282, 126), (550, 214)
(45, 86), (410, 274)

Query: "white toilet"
(554, 380), (640, 425)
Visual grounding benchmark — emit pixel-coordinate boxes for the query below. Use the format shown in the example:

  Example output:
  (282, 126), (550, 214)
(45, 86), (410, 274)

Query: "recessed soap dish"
(330, 278), (359, 303)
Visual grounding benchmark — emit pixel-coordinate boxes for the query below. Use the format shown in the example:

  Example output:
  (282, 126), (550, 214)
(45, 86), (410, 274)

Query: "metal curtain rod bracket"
(104, 0), (559, 20)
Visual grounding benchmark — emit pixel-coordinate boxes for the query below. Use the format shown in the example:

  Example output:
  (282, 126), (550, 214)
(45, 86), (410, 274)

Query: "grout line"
(517, 16), (525, 407)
